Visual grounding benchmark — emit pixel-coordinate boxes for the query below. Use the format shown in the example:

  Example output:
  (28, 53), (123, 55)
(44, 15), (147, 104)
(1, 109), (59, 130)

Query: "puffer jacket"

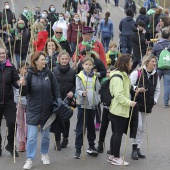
(53, 64), (76, 100)
(0, 59), (19, 104)
(21, 67), (61, 125)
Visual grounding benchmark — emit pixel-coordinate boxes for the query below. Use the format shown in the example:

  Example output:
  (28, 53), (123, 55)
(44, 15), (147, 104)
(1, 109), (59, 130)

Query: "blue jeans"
(121, 36), (132, 54)
(101, 36), (111, 53)
(157, 69), (170, 105)
(70, 42), (76, 58)
(26, 125), (51, 160)
(15, 53), (27, 68)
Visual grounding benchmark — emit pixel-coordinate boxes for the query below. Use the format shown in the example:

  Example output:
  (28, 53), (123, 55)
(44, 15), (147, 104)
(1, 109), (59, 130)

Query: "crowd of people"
(0, 0), (169, 169)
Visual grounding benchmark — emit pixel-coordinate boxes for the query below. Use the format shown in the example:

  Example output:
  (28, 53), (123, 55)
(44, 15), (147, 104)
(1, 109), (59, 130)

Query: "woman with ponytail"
(98, 12), (113, 52)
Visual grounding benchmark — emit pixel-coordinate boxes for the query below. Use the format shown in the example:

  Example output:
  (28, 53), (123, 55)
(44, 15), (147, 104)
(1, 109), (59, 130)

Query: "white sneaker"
(23, 159), (33, 169)
(111, 157), (129, 166)
(41, 154), (50, 165)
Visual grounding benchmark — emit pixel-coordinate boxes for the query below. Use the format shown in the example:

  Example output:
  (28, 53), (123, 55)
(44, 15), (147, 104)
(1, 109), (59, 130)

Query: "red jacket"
(33, 30), (48, 51)
(67, 22), (83, 43)
(72, 41), (107, 67)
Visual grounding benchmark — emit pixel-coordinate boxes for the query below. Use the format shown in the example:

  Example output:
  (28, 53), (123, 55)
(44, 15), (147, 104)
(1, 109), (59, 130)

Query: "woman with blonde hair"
(32, 22), (48, 52)
(130, 54), (160, 160)
(44, 38), (62, 68)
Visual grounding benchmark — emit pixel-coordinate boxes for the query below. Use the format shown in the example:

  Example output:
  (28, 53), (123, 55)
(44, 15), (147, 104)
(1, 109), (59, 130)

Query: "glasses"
(55, 32), (62, 34)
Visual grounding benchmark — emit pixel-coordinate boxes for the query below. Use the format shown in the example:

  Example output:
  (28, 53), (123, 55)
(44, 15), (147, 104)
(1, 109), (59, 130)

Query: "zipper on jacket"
(39, 74), (43, 125)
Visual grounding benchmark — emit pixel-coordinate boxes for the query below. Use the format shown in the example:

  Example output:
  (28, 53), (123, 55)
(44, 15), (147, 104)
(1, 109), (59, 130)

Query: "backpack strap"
(110, 74), (123, 81)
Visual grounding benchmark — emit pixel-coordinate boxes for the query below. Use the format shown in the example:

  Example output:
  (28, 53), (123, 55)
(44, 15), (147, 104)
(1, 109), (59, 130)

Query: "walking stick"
(82, 73), (88, 160)
(20, 30), (23, 68)
(4, 8), (14, 63)
(121, 29), (148, 168)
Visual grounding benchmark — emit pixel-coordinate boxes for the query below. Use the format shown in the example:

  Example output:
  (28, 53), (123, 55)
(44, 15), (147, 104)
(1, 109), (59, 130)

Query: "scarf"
(83, 70), (94, 77)
(22, 11), (33, 22)
(81, 39), (96, 49)
(52, 35), (66, 44)
(109, 50), (118, 55)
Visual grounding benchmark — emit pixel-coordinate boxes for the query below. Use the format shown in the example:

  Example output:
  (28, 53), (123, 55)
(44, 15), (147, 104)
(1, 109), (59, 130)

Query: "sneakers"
(107, 155), (114, 163)
(61, 138), (68, 148)
(111, 157), (129, 166)
(74, 148), (81, 159)
(95, 123), (100, 131)
(164, 105), (169, 108)
(19, 142), (26, 152)
(5, 144), (19, 157)
(87, 146), (98, 157)
(41, 154), (50, 164)
(23, 158), (33, 170)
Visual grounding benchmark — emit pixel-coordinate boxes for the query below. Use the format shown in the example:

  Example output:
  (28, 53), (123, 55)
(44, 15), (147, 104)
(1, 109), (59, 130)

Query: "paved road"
(0, 0), (170, 170)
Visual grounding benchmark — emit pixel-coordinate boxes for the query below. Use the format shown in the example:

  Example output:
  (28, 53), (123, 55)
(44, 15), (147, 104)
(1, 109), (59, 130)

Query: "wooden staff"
(20, 30), (23, 68)
(121, 29), (149, 168)
(82, 73), (88, 160)
(4, 8), (14, 63)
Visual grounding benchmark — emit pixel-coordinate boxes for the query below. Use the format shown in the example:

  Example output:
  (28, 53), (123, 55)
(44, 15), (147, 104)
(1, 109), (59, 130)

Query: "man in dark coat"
(1, 1), (16, 28)
(119, 9), (135, 54)
(131, 20), (147, 72)
(14, 19), (30, 68)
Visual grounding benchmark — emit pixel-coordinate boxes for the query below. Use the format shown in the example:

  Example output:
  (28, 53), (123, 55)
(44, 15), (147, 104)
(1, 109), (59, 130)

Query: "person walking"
(21, 51), (61, 169)
(98, 12), (113, 52)
(0, 45), (20, 157)
(108, 55), (136, 166)
(130, 54), (160, 160)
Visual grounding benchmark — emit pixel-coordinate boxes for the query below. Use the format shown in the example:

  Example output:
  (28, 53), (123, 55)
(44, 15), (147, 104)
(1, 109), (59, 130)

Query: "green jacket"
(109, 70), (131, 118)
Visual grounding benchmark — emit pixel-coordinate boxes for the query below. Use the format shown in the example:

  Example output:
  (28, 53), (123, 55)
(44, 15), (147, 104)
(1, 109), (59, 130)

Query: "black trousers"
(55, 120), (70, 142)
(109, 113), (127, 157)
(75, 106), (96, 149)
(99, 108), (114, 142)
(0, 103), (17, 147)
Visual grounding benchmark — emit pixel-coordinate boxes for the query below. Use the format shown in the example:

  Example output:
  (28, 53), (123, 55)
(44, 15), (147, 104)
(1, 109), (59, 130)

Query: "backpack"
(100, 74), (123, 106)
(158, 44), (170, 69)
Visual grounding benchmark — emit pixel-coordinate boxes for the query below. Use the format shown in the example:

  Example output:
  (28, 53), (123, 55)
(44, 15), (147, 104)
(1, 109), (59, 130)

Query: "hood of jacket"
(125, 16), (134, 22)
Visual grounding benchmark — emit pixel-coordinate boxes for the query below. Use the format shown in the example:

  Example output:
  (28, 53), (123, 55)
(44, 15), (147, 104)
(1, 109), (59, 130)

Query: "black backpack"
(100, 74), (123, 106)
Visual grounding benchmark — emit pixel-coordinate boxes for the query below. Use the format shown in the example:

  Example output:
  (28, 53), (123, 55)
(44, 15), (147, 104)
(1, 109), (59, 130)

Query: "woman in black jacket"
(51, 51), (76, 151)
(21, 51), (61, 169)
(0, 45), (20, 157)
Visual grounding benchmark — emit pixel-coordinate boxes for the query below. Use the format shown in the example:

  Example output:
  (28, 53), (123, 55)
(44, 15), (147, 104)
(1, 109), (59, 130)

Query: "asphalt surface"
(0, 0), (170, 170)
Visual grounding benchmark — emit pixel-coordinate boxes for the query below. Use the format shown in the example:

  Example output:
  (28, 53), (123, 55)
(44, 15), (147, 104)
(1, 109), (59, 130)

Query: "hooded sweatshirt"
(119, 16), (135, 36)
(33, 30), (48, 51)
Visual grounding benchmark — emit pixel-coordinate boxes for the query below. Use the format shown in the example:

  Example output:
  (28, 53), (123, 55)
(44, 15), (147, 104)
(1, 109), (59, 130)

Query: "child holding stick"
(74, 57), (100, 159)
(14, 60), (29, 152)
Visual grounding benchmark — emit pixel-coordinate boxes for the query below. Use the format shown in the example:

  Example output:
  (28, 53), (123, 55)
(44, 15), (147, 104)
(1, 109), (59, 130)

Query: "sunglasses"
(56, 32), (62, 34)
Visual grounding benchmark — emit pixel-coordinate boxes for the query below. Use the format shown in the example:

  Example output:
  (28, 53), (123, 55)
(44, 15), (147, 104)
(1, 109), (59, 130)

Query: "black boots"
(97, 141), (103, 153)
(137, 148), (146, 158)
(131, 144), (146, 160)
(54, 141), (61, 151)
(61, 138), (68, 148)
(131, 144), (138, 160)
(5, 144), (19, 157)
(74, 148), (81, 159)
